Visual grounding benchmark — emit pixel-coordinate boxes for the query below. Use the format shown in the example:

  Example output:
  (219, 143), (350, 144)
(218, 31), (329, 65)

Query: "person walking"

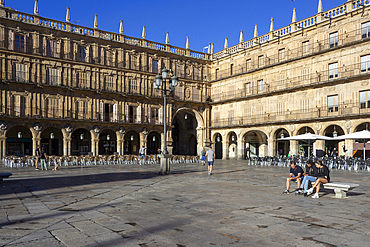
(139, 145), (147, 165)
(35, 145), (41, 170)
(205, 146), (215, 175)
(40, 146), (48, 170)
(200, 148), (206, 166)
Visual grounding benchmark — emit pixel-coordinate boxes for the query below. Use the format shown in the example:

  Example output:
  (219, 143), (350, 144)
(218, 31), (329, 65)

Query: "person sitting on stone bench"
(307, 160), (330, 199)
(283, 161), (303, 194)
(296, 159), (318, 196)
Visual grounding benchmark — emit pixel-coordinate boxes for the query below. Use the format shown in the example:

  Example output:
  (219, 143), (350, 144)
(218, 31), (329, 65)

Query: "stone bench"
(311, 181), (359, 199)
(0, 173), (12, 182)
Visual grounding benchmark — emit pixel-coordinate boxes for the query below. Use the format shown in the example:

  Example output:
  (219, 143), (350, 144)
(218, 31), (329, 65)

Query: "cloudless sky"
(7, 0), (345, 52)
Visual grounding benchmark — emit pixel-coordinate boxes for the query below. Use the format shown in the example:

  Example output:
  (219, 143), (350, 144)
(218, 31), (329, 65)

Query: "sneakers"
(35, 168), (39, 170)
(283, 190), (289, 194)
(306, 188), (314, 195)
(303, 193), (308, 197)
(295, 189), (303, 195)
(312, 193), (319, 199)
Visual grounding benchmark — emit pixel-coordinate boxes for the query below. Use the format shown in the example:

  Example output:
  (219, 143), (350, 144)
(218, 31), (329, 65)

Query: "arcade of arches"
(3, 120), (370, 159)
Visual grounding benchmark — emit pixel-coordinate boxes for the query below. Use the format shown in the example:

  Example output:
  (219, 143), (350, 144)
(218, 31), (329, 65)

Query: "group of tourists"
(200, 146), (215, 175)
(283, 160), (330, 198)
(34, 145), (55, 170)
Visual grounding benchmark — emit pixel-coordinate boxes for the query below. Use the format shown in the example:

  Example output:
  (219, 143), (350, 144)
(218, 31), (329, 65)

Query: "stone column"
(63, 138), (71, 156)
(259, 144), (268, 157)
(0, 137), (6, 158)
(223, 141), (229, 160)
(268, 139), (276, 157)
(32, 137), (41, 155)
(314, 140), (325, 157)
(139, 132), (147, 153)
(345, 139), (354, 157)
(237, 138), (244, 160)
(92, 139), (99, 156)
(290, 140), (298, 155)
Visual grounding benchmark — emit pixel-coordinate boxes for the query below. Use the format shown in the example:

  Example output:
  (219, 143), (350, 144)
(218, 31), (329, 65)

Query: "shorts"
(201, 156), (205, 162)
(36, 157), (40, 162)
(292, 175), (302, 182)
(140, 155), (145, 159)
(208, 161), (214, 166)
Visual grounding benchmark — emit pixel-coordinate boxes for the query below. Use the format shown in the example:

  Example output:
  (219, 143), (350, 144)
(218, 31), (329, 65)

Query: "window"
(329, 63), (338, 79)
(47, 98), (59, 118)
(175, 63), (184, 78)
(230, 64), (234, 76)
(48, 68), (60, 86)
(245, 83), (251, 94)
(361, 55), (370, 72)
(105, 76), (115, 92)
(302, 41), (310, 54)
(228, 110), (234, 125)
(129, 78), (137, 93)
(246, 59), (252, 71)
(258, 79), (264, 91)
(14, 63), (27, 82)
(278, 49), (285, 61)
(300, 99), (310, 113)
(277, 102), (285, 115)
(328, 95), (338, 112)
(215, 68), (219, 80)
(15, 34), (26, 52)
(76, 101), (87, 120)
(13, 95), (26, 117)
(329, 32), (338, 48)
(258, 55), (264, 67)
(362, 21), (370, 39)
(105, 50), (114, 66)
(360, 90), (370, 109)
(150, 107), (159, 123)
(47, 40), (59, 58)
(78, 46), (86, 62)
(194, 67), (201, 81)
(78, 72), (88, 89)
(152, 60), (158, 74)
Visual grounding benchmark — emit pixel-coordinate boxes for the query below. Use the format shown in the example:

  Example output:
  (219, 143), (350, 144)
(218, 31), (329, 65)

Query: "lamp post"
(153, 66), (178, 174)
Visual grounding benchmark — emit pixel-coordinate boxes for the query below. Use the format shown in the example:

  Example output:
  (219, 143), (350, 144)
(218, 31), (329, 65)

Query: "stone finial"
(208, 43), (211, 54)
(254, 24), (258, 38)
(239, 30), (244, 43)
(211, 43), (214, 54)
(270, 17), (274, 32)
(318, 0), (323, 13)
(66, 7), (71, 23)
(186, 36), (189, 49)
(292, 8), (297, 23)
(94, 14), (98, 29)
(142, 25), (146, 39)
(224, 37), (228, 49)
(119, 20), (123, 34)
(34, 0), (39, 15)
(165, 31), (169, 44)
(0, 0), (4, 7)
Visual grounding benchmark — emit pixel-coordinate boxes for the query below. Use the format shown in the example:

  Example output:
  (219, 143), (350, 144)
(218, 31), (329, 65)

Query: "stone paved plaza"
(1, 160), (370, 247)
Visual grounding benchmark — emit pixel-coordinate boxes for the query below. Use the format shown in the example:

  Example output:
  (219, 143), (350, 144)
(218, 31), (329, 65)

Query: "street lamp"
(153, 66), (178, 174)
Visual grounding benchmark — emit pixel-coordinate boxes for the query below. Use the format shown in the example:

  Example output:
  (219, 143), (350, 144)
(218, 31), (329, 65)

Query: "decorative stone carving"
(118, 126), (125, 139)
(185, 87), (191, 99)
(266, 126), (273, 134)
(314, 122), (322, 131)
(33, 122), (42, 136)
(142, 127), (148, 136)
(92, 125), (100, 138)
(288, 125), (295, 132)
(0, 121), (7, 135)
(198, 106), (205, 113)
(344, 120), (353, 130)
(64, 124), (72, 134)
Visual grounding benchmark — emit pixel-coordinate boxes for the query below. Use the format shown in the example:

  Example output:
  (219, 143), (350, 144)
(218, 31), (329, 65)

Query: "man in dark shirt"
(283, 161), (303, 194)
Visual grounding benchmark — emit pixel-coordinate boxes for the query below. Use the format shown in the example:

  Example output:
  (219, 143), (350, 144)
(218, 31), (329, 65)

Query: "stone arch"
(172, 107), (204, 155)
(273, 128), (290, 157)
(71, 128), (91, 155)
(98, 129), (117, 155)
(40, 127), (63, 156)
(354, 122), (370, 132)
(225, 131), (238, 159)
(147, 131), (161, 155)
(242, 129), (268, 158)
(5, 125), (33, 156)
(212, 132), (223, 159)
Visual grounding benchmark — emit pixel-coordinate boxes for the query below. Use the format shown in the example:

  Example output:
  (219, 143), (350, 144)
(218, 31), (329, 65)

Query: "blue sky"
(8, 0), (344, 52)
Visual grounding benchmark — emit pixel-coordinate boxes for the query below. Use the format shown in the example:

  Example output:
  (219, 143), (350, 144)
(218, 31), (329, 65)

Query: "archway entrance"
(124, 131), (139, 154)
(244, 132), (259, 158)
(172, 110), (198, 155)
(214, 133), (223, 159)
(6, 126), (32, 156)
(99, 130), (116, 155)
(353, 122), (370, 158)
(228, 132), (237, 159)
(40, 127), (63, 156)
(275, 128), (290, 156)
(71, 128), (91, 155)
(147, 132), (161, 154)
(297, 127), (315, 157)
(324, 125), (345, 156)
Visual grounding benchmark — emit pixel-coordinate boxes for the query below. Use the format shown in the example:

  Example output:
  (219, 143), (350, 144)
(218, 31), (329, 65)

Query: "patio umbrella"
(279, 133), (333, 158)
(333, 130), (370, 160)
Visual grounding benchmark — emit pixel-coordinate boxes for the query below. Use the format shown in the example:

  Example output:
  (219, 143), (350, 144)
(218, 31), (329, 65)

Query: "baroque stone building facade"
(0, 0), (369, 159)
